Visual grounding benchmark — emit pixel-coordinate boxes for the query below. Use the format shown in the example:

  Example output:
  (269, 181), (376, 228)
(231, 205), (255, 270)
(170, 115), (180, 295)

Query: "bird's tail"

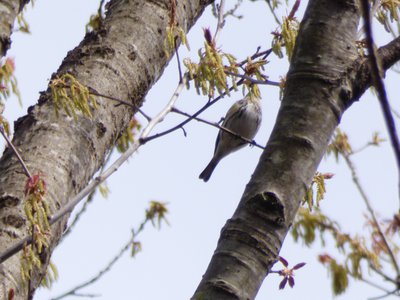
(199, 158), (219, 182)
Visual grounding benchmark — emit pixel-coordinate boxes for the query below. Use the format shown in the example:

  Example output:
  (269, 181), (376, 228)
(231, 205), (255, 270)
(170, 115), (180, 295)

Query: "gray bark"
(0, 0), (30, 57)
(193, 0), (361, 298)
(192, 1), (400, 299)
(0, 0), (212, 299)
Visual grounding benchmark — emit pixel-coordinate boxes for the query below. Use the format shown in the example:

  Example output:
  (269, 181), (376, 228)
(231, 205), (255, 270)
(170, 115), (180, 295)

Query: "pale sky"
(3, 1), (399, 299)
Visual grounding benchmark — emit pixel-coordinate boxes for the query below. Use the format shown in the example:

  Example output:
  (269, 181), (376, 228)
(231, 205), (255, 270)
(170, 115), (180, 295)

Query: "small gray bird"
(199, 93), (262, 182)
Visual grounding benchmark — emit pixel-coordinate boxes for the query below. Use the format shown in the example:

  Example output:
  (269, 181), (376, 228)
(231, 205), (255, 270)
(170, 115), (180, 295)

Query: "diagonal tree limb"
(359, 0), (400, 207)
(352, 36), (400, 103)
(0, 1), (214, 298)
(50, 215), (151, 300)
(193, 0), (362, 298)
(0, 125), (31, 178)
(358, 0), (400, 276)
(191, 2), (400, 297)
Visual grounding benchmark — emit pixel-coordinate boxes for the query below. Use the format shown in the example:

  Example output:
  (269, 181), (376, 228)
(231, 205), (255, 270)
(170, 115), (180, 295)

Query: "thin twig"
(360, 0), (400, 206)
(61, 150), (114, 241)
(141, 83), (235, 144)
(237, 48), (273, 66)
(302, 208), (398, 288)
(50, 218), (149, 300)
(359, 276), (391, 294)
(49, 76), (187, 225)
(0, 76), (188, 265)
(368, 288), (400, 300)
(369, 264), (399, 285)
(143, 54), (279, 145)
(390, 105), (400, 119)
(266, 0), (281, 26)
(142, 47), (275, 144)
(351, 143), (370, 155)
(61, 292), (100, 298)
(344, 153), (400, 277)
(171, 107), (265, 150)
(60, 192), (94, 240)
(357, 0), (390, 40)
(0, 125), (32, 178)
(0, 233), (30, 264)
(0, 5), (231, 263)
(98, 0), (105, 16)
(88, 88), (151, 121)
(0, 25), (275, 265)
(225, 70), (280, 86)
(213, 0), (226, 43)
(125, 47), (276, 144)
(175, 36), (183, 83)
(351, 141), (381, 154)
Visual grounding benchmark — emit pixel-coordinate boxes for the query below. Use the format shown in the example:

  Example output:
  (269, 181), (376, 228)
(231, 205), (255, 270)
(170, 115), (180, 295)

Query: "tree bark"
(0, 0), (212, 299)
(0, 0), (30, 57)
(193, 0), (361, 298)
(191, 2), (400, 299)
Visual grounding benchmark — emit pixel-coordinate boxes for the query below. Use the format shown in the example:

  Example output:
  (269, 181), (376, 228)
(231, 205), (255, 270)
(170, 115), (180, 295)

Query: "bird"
(199, 93), (262, 182)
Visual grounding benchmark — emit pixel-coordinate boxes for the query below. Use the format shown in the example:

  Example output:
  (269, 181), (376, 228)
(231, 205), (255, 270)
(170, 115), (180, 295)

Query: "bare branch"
(0, 125), (32, 178)
(50, 218), (149, 300)
(265, 0), (281, 26)
(143, 45), (276, 144)
(61, 192), (94, 240)
(0, 74), (187, 264)
(60, 148), (114, 241)
(88, 88), (151, 121)
(142, 85), (232, 144)
(50, 76), (187, 223)
(175, 36), (184, 83)
(171, 107), (265, 150)
(343, 152), (400, 277)
(360, 0), (400, 205)
(0, 2), (233, 264)
(352, 40), (400, 108)
(225, 70), (280, 86)
(213, 0), (226, 43)
(358, 277), (391, 295)
(368, 288), (400, 300)
(237, 47), (273, 66)
(391, 106), (400, 119)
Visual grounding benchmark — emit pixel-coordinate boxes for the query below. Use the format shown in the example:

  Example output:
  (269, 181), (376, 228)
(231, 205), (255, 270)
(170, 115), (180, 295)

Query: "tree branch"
(213, 0), (226, 43)
(224, 70), (281, 86)
(352, 36), (400, 102)
(51, 218), (149, 300)
(87, 88), (151, 121)
(171, 107), (265, 150)
(193, 0), (361, 298)
(265, 0), (282, 26)
(344, 152), (400, 278)
(0, 1), (213, 297)
(0, 125), (32, 178)
(360, 0), (400, 206)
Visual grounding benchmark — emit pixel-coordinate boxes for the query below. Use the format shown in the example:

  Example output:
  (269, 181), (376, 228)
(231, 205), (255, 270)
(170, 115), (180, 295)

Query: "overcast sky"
(3, 1), (399, 299)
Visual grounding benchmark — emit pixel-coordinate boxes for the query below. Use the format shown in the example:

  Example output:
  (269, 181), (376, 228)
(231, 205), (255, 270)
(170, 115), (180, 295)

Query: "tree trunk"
(0, 0), (30, 57)
(192, 0), (360, 298)
(191, 1), (400, 299)
(0, 0), (212, 299)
